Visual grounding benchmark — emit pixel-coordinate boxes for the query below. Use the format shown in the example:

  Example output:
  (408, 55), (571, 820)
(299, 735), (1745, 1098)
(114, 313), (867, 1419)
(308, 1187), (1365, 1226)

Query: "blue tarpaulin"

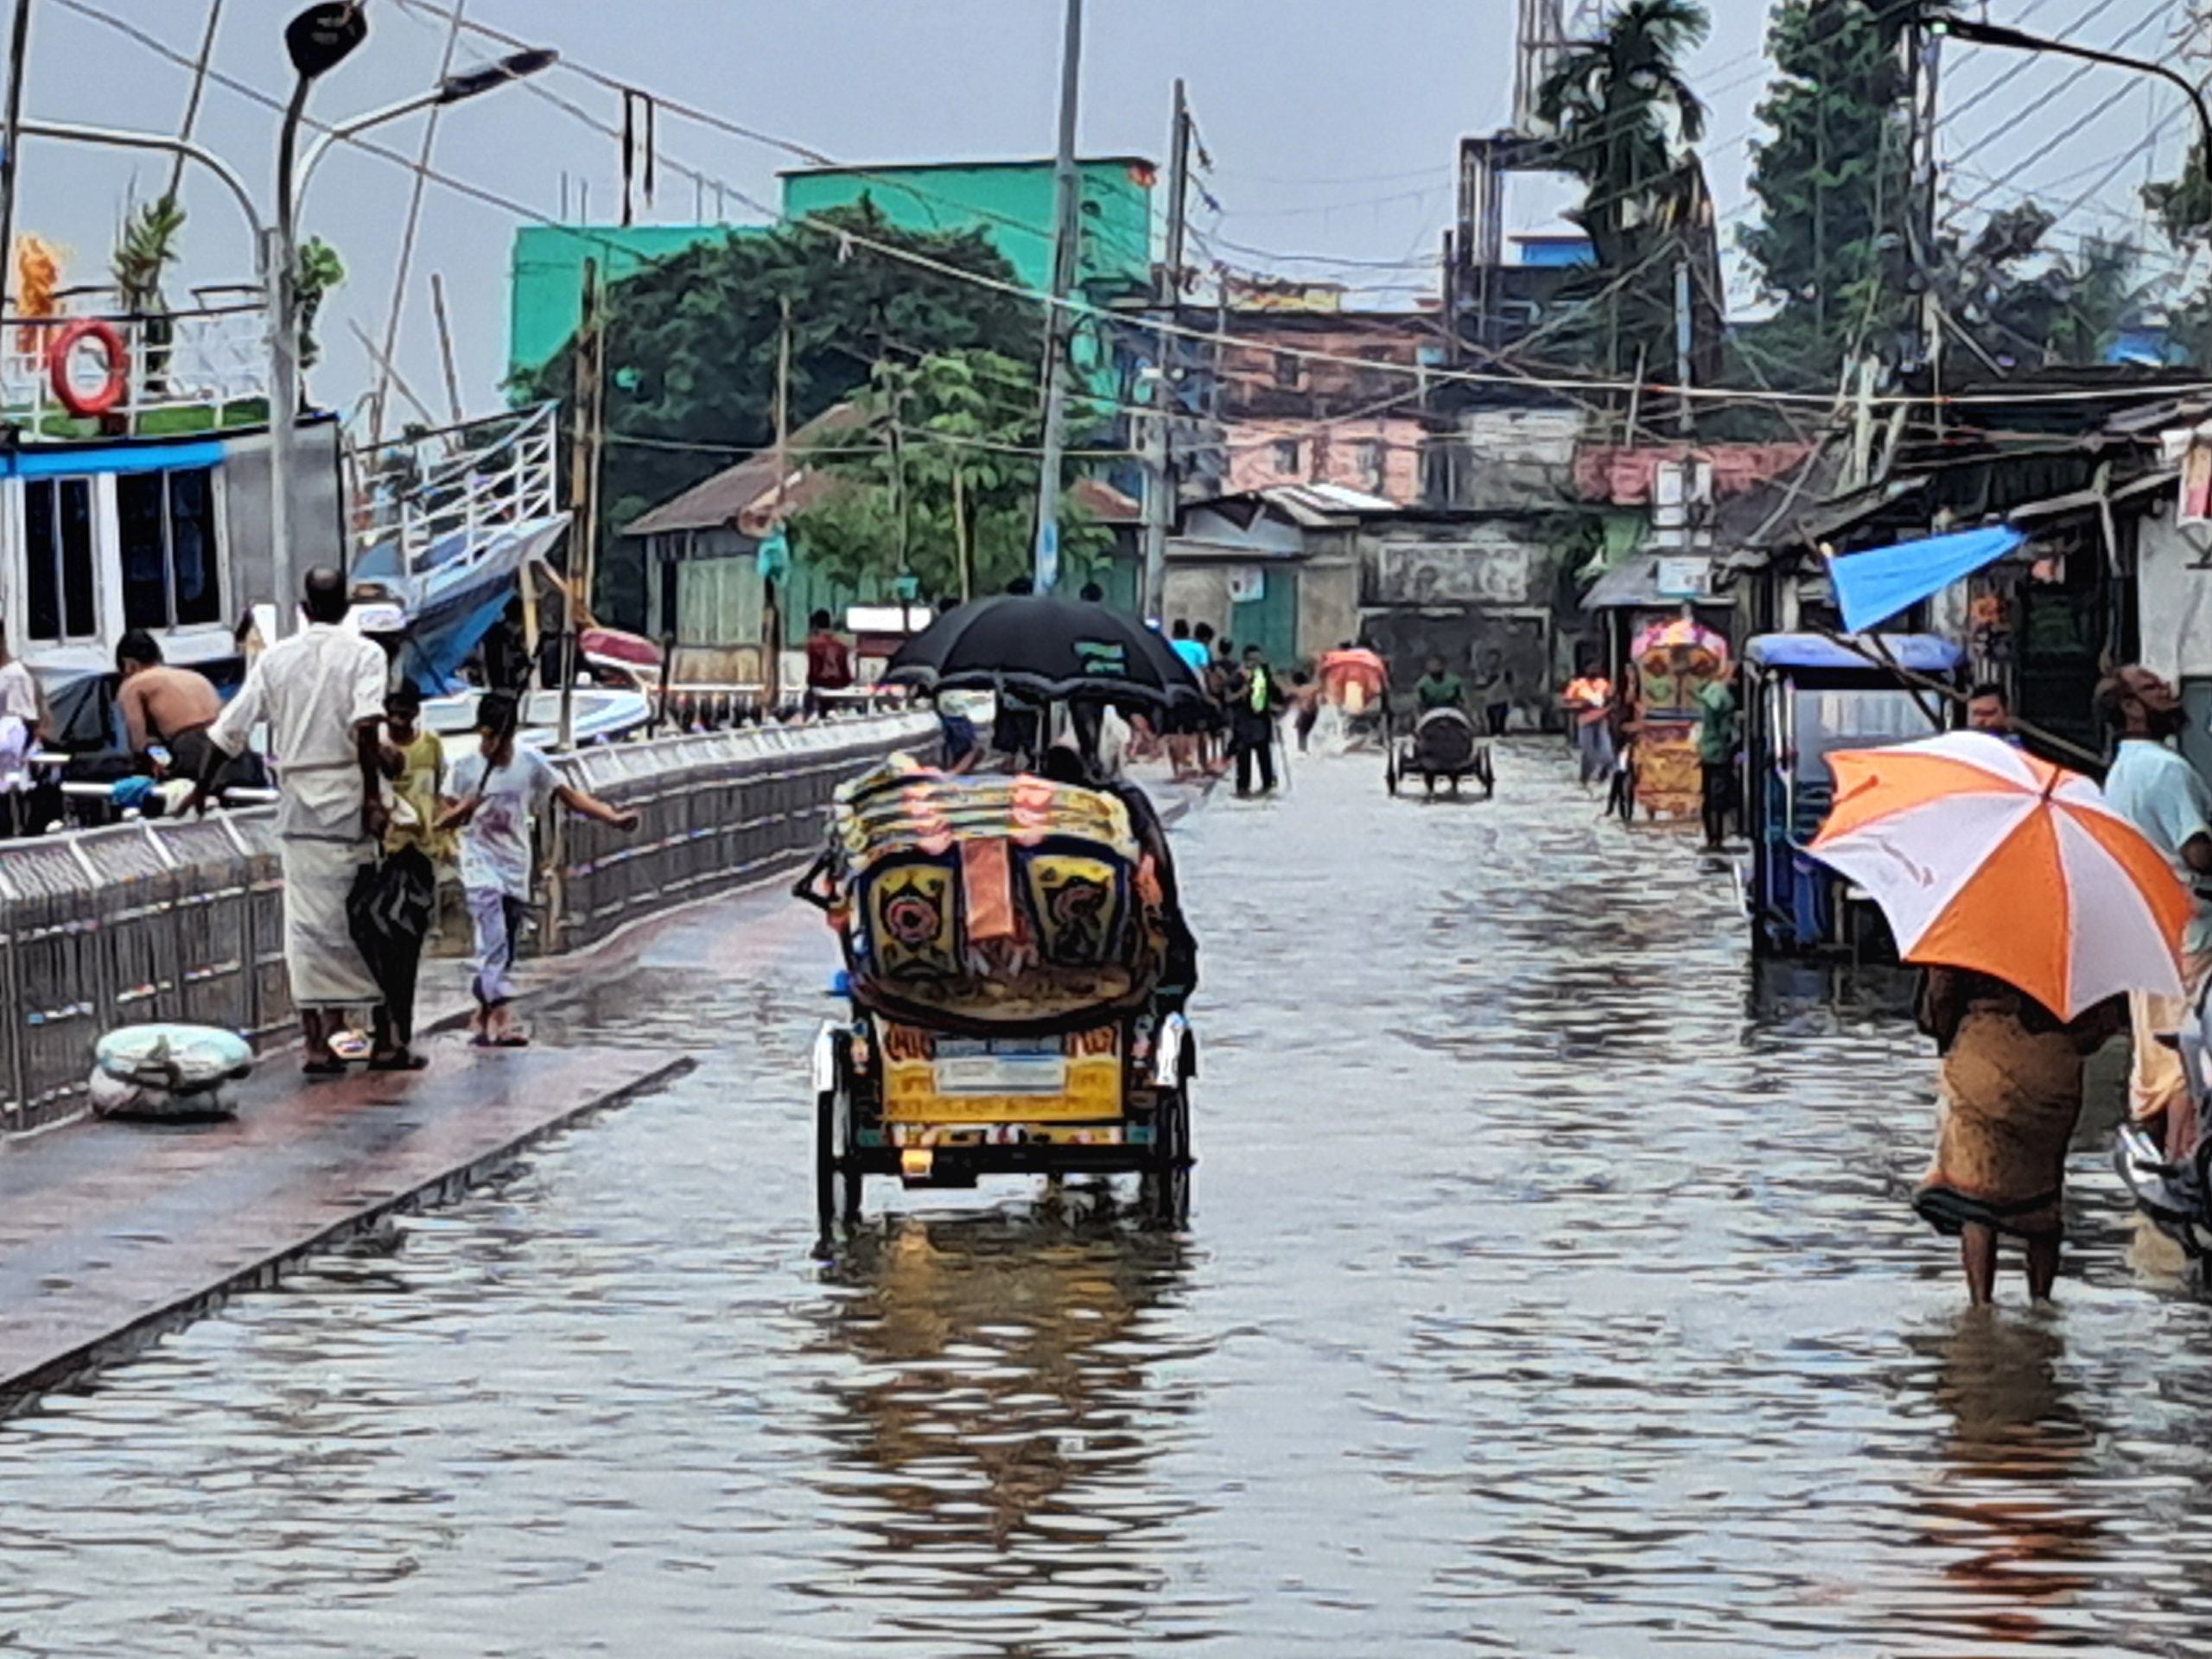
(1827, 524), (2026, 633)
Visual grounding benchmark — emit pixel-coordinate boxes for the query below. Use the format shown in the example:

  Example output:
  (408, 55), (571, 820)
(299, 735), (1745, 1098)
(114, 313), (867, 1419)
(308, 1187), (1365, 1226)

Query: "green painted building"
(508, 224), (764, 379)
(779, 156), (1155, 301)
(506, 156), (1157, 383)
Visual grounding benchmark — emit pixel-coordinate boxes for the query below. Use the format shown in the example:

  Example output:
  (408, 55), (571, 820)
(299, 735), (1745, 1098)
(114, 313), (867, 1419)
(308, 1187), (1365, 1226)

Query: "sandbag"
(92, 1023), (253, 1120)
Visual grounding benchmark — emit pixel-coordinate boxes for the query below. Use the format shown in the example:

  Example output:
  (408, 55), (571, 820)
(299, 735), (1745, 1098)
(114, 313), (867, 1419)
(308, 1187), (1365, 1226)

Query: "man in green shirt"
(1414, 655), (1467, 715)
(1694, 670), (1739, 850)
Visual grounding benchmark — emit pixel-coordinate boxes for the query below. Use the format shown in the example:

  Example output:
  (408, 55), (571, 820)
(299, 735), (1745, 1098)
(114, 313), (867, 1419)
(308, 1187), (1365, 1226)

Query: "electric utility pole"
(1140, 76), (1192, 621)
(1031, 0), (1084, 594)
(0, 0), (35, 308)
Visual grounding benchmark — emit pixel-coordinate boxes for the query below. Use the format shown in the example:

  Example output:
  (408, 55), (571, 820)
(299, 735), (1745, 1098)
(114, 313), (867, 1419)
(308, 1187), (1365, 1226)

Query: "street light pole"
(1932, 16), (2212, 183)
(265, 7), (555, 635)
(1030, 0), (1084, 595)
(0, 0), (37, 311)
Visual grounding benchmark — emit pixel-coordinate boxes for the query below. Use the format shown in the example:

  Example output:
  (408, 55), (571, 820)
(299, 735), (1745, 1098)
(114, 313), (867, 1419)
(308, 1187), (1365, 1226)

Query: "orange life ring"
(48, 319), (129, 417)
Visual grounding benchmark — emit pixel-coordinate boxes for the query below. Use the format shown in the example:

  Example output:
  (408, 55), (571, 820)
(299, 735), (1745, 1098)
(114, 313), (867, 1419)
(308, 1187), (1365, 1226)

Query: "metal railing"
(351, 403), (563, 582)
(0, 713), (933, 1134)
(1, 302), (270, 435)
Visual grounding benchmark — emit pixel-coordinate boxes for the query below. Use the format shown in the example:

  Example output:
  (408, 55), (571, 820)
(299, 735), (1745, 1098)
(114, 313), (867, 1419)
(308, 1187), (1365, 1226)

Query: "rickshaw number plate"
(935, 1051), (1067, 1096)
(881, 1024), (1122, 1122)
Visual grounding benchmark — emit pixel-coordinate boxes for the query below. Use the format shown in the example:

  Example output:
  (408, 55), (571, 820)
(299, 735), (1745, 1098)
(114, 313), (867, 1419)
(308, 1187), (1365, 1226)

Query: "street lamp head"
(1928, 15), (2061, 54)
(437, 48), (560, 105)
(283, 2), (367, 81)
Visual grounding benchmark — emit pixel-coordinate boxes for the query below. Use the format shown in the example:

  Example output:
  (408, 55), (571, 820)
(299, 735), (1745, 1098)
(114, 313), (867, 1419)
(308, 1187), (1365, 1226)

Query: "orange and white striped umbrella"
(1809, 731), (2190, 1018)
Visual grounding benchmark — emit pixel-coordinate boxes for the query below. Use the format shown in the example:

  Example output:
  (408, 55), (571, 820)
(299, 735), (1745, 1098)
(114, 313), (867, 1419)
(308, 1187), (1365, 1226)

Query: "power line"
(1936, 0), (2102, 129)
(1940, 1), (2167, 174)
(53, 0), (2211, 421)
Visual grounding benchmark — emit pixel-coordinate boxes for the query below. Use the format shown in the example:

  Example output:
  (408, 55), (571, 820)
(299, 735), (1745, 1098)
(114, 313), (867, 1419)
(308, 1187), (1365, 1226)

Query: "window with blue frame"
(118, 466), (221, 630)
(22, 476), (97, 642)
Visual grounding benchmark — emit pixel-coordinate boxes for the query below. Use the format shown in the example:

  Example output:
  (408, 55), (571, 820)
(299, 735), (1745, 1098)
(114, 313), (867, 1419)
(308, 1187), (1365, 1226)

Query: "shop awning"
(1827, 524), (2026, 633)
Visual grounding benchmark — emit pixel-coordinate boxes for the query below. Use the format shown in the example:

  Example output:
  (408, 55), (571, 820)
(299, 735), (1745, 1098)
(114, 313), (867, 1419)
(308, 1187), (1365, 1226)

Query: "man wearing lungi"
(201, 568), (392, 1075)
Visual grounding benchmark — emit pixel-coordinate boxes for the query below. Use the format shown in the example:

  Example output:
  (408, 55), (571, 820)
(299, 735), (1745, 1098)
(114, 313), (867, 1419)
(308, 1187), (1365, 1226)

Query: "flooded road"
(9, 741), (2212, 1656)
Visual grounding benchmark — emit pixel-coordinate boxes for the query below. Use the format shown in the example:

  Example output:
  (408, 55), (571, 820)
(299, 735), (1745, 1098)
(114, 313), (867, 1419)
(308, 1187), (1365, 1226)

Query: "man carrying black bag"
(346, 685), (442, 1071)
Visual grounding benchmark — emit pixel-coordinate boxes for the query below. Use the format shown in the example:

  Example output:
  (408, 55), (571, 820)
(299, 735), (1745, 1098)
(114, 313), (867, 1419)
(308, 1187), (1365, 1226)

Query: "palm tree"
(1535, 0), (1712, 380)
(111, 192), (187, 394)
(1536, 0), (1710, 268)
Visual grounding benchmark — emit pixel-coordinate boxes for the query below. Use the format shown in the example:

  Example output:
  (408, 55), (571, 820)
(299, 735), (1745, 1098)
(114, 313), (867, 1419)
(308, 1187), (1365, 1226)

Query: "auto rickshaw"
(794, 756), (1196, 1232)
(1742, 632), (1963, 956)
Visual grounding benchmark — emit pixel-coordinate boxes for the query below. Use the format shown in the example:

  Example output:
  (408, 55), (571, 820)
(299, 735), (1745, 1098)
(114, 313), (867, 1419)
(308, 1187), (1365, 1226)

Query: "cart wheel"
(815, 1058), (860, 1235)
(1149, 1085), (1191, 1228)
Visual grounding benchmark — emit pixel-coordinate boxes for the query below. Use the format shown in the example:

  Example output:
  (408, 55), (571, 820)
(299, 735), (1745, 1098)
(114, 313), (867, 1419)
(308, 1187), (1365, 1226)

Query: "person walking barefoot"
(438, 692), (640, 1046)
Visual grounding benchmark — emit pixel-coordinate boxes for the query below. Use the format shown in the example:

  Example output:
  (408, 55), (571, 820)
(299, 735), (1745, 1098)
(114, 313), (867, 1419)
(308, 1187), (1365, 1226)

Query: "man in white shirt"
(201, 568), (393, 1076)
(2098, 665), (2212, 1154)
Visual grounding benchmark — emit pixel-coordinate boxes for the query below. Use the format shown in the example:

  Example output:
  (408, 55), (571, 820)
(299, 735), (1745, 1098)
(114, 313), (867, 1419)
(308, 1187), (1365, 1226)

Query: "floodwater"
(8, 741), (2212, 1657)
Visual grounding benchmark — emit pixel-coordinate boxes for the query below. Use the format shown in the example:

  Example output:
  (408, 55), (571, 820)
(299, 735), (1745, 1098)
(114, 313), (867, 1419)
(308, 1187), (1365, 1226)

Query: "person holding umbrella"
(1810, 730), (2190, 1305)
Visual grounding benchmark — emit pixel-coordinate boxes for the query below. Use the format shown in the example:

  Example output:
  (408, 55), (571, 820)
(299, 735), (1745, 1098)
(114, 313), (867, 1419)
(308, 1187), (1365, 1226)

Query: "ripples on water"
(4, 741), (2212, 1656)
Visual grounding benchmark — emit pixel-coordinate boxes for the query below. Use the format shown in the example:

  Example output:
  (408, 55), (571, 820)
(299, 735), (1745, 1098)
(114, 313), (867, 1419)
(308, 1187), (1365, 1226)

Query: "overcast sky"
(7, 0), (2198, 431)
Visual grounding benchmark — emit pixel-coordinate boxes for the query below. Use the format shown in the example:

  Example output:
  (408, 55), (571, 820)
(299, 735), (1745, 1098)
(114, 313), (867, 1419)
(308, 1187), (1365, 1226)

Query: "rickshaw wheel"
(815, 1055), (860, 1234)
(1149, 1085), (1192, 1228)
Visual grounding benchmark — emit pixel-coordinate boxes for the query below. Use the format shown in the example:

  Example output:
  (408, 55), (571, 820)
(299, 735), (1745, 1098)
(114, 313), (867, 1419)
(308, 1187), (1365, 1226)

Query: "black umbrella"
(886, 596), (1205, 706)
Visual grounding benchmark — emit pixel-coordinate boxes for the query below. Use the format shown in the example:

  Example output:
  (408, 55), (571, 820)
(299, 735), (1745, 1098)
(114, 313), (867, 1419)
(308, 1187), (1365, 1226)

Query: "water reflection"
(1910, 1315), (2101, 1643)
(15, 744), (2212, 1654)
(804, 1205), (1205, 1647)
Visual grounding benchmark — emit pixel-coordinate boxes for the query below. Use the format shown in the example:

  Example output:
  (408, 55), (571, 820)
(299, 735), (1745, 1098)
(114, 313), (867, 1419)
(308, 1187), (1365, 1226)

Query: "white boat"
(346, 404), (570, 693)
(0, 296), (348, 744)
(421, 686), (654, 750)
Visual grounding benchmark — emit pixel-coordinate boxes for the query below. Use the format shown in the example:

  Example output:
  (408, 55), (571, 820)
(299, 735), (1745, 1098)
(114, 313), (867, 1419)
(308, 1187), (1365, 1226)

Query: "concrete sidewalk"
(0, 1035), (690, 1408)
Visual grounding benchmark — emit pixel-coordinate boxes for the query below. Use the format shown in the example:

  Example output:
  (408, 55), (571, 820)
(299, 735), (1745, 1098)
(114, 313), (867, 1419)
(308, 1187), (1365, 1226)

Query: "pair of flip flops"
(470, 1032), (530, 1049)
(303, 1048), (429, 1077)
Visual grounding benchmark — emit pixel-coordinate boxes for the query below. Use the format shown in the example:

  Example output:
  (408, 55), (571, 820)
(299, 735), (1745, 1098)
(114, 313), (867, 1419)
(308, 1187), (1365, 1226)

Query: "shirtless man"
(117, 631), (224, 778)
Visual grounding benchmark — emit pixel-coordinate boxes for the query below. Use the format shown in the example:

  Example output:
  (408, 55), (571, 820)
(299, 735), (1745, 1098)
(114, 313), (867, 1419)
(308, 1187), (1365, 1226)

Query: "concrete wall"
(1357, 516), (1576, 723)
(1163, 565), (1232, 639)
(1225, 415), (1427, 505)
(1433, 406), (1582, 511)
(1297, 552), (1362, 662)
(2138, 510), (2212, 688)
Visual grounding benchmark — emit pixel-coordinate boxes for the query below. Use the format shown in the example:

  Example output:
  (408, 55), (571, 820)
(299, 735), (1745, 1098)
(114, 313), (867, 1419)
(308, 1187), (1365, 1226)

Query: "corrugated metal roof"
(621, 405), (865, 537)
(1251, 482), (1396, 526)
(623, 406), (1139, 538)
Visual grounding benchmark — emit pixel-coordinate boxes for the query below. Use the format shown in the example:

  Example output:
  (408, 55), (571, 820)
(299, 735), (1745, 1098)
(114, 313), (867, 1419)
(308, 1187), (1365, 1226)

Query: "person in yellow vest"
(1228, 645), (1280, 798)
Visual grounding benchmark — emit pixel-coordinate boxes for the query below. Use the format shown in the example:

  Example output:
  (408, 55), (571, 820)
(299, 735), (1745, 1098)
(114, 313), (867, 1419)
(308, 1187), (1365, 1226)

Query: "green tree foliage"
(1536, 0), (1711, 375)
(111, 193), (185, 316)
(791, 351), (1110, 603)
(1741, 0), (1920, 385)
(2145, 156), (2212, 247)
(516, 200), (1041, 626)
(295, 236), (346, 376)
(112, 192), (187, 393)
(1943, 207), (2150, 369)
